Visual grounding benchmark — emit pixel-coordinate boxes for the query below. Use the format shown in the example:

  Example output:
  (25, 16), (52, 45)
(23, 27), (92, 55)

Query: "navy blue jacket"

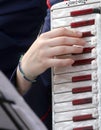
(0, 0), (64, 129)
(0, 0), (47, 78)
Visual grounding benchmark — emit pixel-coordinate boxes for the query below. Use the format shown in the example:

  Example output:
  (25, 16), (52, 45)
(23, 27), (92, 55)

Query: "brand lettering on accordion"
(51, 0), (101, 130)
(67, 0), (86, 5)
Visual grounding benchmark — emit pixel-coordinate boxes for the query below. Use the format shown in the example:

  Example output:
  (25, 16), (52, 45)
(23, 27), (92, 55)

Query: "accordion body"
(51, 0), (101, 130)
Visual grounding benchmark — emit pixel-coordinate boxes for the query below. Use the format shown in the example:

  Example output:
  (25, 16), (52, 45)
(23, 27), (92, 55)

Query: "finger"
(48, 58), (74, 67)
(47, 36), (86, 47)
(41, 27), (82, 39)
(47, 46), (83, 57)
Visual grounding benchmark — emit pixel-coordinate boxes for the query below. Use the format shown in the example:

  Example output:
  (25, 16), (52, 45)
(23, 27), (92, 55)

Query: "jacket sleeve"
(41, 0), (64, 33)
(41, 9), (51, 33)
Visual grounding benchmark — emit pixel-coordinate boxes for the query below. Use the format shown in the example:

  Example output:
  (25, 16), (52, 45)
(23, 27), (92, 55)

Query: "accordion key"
(51, 0), (101, 130)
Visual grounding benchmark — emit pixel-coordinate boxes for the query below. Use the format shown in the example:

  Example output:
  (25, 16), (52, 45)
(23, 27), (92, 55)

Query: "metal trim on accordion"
(51, 0), (101, 130)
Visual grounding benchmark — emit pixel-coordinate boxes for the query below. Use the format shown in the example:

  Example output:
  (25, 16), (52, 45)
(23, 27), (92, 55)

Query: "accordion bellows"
(51, 0), (101, 130)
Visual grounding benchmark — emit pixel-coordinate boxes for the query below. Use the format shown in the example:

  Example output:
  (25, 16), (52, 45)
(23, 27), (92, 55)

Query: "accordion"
(51, 0), (101, 130)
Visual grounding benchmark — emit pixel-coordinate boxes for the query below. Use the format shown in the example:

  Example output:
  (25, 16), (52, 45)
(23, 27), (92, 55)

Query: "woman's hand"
(16, 27), (86, 94)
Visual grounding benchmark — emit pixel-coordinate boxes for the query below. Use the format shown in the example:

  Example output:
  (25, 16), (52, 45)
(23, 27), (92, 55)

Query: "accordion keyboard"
(51, 0), (101, 130)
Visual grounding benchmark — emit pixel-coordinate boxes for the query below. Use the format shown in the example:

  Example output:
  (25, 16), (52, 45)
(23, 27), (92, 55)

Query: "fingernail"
(73, 45), (84, 48)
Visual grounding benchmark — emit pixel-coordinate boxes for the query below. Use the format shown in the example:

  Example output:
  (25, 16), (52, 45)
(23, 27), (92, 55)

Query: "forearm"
(16, 54), (38, 95)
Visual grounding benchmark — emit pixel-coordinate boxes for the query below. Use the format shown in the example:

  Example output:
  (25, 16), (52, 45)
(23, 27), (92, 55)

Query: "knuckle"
(75, 38), (85, 45)
(59, 27), (67, 34)
(61, 46), (67, 53)
(40, 33), (46, 38)
(75, 38), (82, 44)
(61, 37), (67, 43)
(73, 46), (83, 53)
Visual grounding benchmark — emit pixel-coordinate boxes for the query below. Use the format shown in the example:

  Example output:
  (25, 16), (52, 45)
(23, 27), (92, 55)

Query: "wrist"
(18, 55), (37, 83)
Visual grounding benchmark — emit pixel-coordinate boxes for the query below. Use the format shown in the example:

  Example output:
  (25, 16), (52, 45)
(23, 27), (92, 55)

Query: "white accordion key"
(92, 48), (97, 58)
(54, 81), (97, 94)
(54, 91), (97, 103)
(55, 120), (99, 130)
(54, 70), (97, 84)
(54, 64), (92, 74)
(92, 71), (98, 81)
(91, 37), (97, 46)
(54, 94), (99, 113)
(54, 108), (98, 122)
(54, 101), (98, 113)
(51, 0), (101, 130)
(51, 3), (100, 19)
(91, 60), (97, 70)
(54, 52), (97, 75)
(52, 14), (96, 28)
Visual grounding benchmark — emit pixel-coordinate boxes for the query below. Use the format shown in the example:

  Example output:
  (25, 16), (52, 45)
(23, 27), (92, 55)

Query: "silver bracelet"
(18, 55), (36, 83)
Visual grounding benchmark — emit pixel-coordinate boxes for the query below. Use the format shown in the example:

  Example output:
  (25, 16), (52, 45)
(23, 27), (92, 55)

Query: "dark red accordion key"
(82, 31), (94, 37)
(71, 8), (94, 16)
(73, 47), (94, 55)
(71, 19), (95, 28)
(73, 126), (93, 130)
(83, 47), (94, 53)
(72, 74), (91, 82)
(73, 114), (95, 122)
(72, 58), (94, 66)
(72, 86), (92, 94)
(71, 8), (101, 17)
(72, 97), (92, 105)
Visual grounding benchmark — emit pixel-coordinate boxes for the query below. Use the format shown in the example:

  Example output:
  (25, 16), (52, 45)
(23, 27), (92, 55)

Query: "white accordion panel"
(51, 0), (101, 130)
